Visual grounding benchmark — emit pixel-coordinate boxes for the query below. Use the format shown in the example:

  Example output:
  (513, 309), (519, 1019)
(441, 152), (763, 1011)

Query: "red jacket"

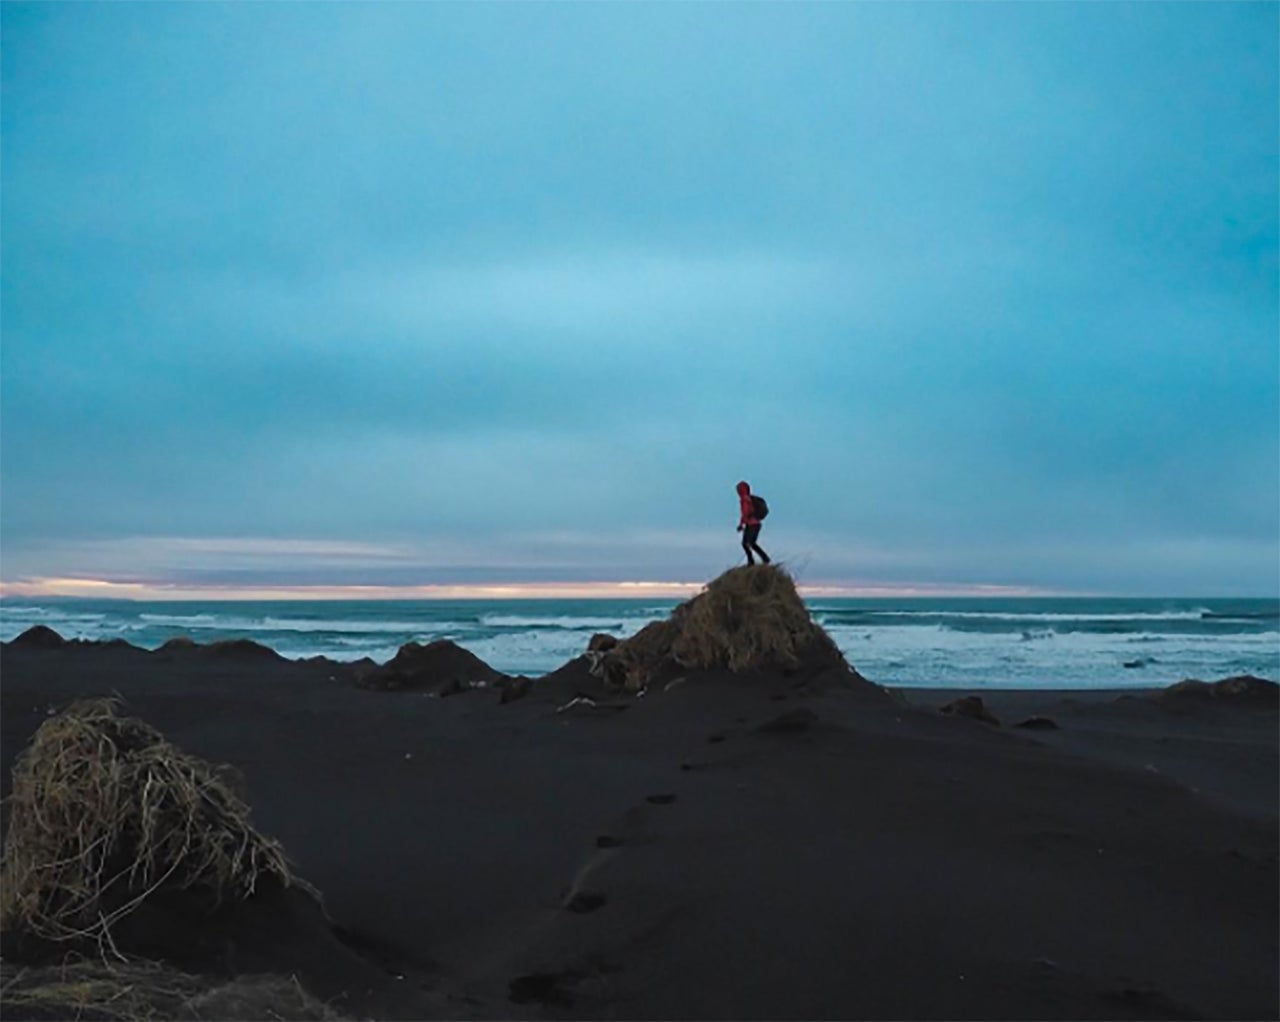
(737, 482), (759, 528)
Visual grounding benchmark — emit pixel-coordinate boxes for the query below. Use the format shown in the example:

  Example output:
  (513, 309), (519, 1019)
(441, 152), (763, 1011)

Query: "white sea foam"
(2, 605), (64, 617)
(824, 622), (1279, 688)
(139, 612), (224, 627)
(138, 611), (470, 635)
(271, 618), (653, 673)
(461, 630), (599, 674)
(277, 643), (406, 664)
(479, 614), (651, 630)
(257, 616), (473, 634)
(813, 609), (1217, 624)
(2, 605), (108, 623)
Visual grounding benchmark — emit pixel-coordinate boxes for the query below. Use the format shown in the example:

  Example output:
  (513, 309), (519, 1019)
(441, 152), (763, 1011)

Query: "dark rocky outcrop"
(358, 640), (508, 694)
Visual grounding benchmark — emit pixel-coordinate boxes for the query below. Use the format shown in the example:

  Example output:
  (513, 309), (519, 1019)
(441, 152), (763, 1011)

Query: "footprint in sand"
(509, 971), (577, 1006)
(564, 891), (607, 913)
(753, 708), (818, 733)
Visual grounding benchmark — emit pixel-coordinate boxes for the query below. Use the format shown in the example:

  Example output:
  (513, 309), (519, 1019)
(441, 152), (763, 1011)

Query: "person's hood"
(736, 481), (750, 495)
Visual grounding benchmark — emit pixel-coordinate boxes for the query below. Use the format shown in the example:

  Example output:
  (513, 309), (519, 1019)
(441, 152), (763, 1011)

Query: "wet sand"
(1, 636), (1276, 1020)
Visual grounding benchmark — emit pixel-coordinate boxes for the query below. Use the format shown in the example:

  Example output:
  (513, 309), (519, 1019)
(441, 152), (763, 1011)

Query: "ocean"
(2, 595), (1276, 690)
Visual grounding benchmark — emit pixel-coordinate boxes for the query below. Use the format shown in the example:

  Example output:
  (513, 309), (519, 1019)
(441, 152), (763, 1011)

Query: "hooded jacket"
(737, 481), (760, 528)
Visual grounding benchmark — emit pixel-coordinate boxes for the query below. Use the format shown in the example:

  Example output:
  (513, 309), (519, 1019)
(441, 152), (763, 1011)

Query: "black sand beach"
(1, 601), (1276, 1020)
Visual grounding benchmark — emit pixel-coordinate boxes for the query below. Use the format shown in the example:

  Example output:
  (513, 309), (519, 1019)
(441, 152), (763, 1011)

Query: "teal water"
(2, 596), (1276, 690)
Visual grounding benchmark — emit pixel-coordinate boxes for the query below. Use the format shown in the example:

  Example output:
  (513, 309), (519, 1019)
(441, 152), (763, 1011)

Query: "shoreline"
(2, 593), (1275, 692)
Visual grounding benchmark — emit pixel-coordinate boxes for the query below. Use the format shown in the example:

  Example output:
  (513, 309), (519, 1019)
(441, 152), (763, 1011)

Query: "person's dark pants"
(742, 524), (770, 565)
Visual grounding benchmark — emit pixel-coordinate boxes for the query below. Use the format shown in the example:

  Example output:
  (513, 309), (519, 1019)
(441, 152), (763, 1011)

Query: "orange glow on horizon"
(0, 575), (1055, 601)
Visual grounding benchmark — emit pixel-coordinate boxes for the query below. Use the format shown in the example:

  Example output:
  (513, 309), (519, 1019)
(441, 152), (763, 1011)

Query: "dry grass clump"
(670, 564), (836, 671)
(0, 698), (295, 954)
(0, 957), (345, 1021)
(591, 565), (842, 691)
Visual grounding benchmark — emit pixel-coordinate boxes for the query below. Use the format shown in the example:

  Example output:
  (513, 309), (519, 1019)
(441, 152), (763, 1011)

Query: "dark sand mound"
(201, 638), (284, 661)
(4, 628), (144, 655)
(581, 564), (879, 695)
(4, 624), (138, 655)
(8, 626), (67, 649)
(1159, 674), (1279, 707)
(359, 638), (509, 693)
(153, 636), (282, 661)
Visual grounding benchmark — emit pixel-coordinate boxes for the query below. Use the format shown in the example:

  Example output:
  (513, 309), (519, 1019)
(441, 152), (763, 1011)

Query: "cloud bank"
(2, 3), (1276, 596)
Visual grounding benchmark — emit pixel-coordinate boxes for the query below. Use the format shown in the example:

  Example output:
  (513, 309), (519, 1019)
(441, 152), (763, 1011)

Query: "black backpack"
(750, 494), (769, 520)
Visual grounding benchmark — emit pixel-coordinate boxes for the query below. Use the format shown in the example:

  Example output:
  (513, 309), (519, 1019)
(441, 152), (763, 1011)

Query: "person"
(735, 480), (770, 566)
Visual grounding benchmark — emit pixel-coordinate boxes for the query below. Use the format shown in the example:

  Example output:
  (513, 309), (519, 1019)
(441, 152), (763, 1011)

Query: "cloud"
(1, 2), (1275, 595)
(336, 250), (840, 336)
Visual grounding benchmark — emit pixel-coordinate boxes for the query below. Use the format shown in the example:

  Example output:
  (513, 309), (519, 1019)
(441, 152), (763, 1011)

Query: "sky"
(1, 2), (1277, 599)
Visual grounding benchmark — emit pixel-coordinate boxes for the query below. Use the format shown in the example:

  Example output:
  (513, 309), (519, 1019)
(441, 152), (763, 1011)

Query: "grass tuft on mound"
(0, 957), (344, 1021)
(0, 698), (295, 954)
(592, 565), (844, 691)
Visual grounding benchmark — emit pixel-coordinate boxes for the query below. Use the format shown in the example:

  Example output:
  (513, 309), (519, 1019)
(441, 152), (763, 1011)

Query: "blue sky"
(2, 2), (1276, 597)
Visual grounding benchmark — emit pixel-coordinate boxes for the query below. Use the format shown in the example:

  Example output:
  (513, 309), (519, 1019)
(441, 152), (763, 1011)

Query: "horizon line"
(0, 575), (1075, 601)
(9, 577), (1276, 601)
